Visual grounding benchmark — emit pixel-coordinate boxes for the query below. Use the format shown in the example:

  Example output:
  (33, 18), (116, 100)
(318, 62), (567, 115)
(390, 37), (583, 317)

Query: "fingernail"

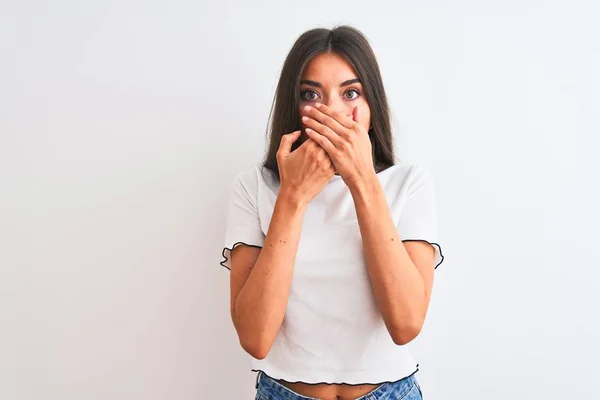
(302, 116), (308, 122)
(304, 106), (312, 111)
(315, 103), (322, 108)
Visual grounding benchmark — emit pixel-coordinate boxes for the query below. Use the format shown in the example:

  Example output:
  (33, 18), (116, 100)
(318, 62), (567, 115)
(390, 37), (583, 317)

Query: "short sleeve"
(220, 168), (265, 270)
(397, 165), (445, 269)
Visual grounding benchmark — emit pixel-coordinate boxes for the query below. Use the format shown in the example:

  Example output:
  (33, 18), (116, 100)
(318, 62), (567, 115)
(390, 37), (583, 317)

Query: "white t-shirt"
(220, 161), (444, 384)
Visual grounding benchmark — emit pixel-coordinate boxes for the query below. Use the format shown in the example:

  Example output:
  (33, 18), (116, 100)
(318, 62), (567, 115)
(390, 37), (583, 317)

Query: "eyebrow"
(300, 78), (361, 88)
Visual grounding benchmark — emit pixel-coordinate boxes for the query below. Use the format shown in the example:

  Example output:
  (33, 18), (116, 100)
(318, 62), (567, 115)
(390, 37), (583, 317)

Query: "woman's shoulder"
(229, 163), (264, 184)
(229, 163), (279, 193)
(379, 160), (430, 182)
(377, 161), (436, 203)
(230, 163), (258, 180)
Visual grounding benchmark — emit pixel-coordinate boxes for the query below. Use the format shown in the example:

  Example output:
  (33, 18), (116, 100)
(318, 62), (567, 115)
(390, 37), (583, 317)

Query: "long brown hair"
(261, 25), (396, 181)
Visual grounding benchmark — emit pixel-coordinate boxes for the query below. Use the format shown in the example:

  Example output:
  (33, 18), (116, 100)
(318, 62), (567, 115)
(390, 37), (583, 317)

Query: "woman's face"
(298, 52), (371, 144)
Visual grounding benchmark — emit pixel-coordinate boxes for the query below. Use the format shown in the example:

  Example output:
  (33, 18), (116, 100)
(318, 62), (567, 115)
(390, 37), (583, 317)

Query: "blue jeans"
(255, 371), (423, 400)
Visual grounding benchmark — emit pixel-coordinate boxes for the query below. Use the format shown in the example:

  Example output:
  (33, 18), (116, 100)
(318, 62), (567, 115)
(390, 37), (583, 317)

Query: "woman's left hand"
(301, 103), (376, 187)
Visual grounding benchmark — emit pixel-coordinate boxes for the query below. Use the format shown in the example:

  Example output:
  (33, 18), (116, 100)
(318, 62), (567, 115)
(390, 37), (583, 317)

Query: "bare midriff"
(275, 379), (383, 400)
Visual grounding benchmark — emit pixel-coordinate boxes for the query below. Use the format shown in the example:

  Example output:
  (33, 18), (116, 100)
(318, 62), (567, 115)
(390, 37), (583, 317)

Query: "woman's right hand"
(276, 130), (336, 205)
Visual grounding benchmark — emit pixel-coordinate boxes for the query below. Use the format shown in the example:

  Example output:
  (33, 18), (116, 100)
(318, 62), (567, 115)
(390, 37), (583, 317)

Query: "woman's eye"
(344, 89), (360, 100)
(301, 90), (318, 101)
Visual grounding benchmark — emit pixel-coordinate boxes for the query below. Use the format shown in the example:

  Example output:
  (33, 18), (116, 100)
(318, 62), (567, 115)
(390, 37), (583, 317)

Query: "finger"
(305, 128), (337, 156)
(303, 104), (350, 134)
(352, 106), (360, 125)
(351, 107), (367, 135)
(277, 130), (301, 157)
(302, 115), (344, 148)
(313, 103), (355, 129)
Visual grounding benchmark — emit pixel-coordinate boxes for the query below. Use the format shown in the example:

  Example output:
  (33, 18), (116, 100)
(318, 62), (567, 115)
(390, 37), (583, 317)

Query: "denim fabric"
(255, 371), (423, 400)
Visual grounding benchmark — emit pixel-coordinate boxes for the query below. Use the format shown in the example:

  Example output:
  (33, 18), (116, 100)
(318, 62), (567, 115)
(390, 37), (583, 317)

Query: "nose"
(323, 96), (350, 116)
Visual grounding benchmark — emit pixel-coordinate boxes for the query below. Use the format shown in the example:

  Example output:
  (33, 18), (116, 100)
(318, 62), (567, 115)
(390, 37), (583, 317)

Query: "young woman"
(221, 25), (444, 400)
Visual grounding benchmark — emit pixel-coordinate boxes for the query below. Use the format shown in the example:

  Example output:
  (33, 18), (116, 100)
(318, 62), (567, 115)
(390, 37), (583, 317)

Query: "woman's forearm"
(349, 177), (427, 345)
(233, 188), (307, 359)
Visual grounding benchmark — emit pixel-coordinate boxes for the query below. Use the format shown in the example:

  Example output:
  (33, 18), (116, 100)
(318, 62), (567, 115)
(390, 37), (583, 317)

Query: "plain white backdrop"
(1, 1), (598, 399)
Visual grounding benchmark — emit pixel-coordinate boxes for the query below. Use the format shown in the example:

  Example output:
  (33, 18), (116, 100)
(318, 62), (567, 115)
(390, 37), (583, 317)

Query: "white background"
(1, 1), (598, 399)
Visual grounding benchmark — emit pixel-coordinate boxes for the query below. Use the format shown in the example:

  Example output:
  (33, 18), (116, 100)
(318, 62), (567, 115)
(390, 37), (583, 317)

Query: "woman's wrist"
(278, 186), (309, 211)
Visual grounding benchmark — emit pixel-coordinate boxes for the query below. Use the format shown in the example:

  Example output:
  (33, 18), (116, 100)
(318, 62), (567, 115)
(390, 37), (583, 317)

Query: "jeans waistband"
(255, 370), (419, 400)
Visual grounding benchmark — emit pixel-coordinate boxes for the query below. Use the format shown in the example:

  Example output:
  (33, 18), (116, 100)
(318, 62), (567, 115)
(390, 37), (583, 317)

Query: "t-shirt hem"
(220, 241), (263, 270)
(401, 239), (444, 269)
(250, 364), (420, 386)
